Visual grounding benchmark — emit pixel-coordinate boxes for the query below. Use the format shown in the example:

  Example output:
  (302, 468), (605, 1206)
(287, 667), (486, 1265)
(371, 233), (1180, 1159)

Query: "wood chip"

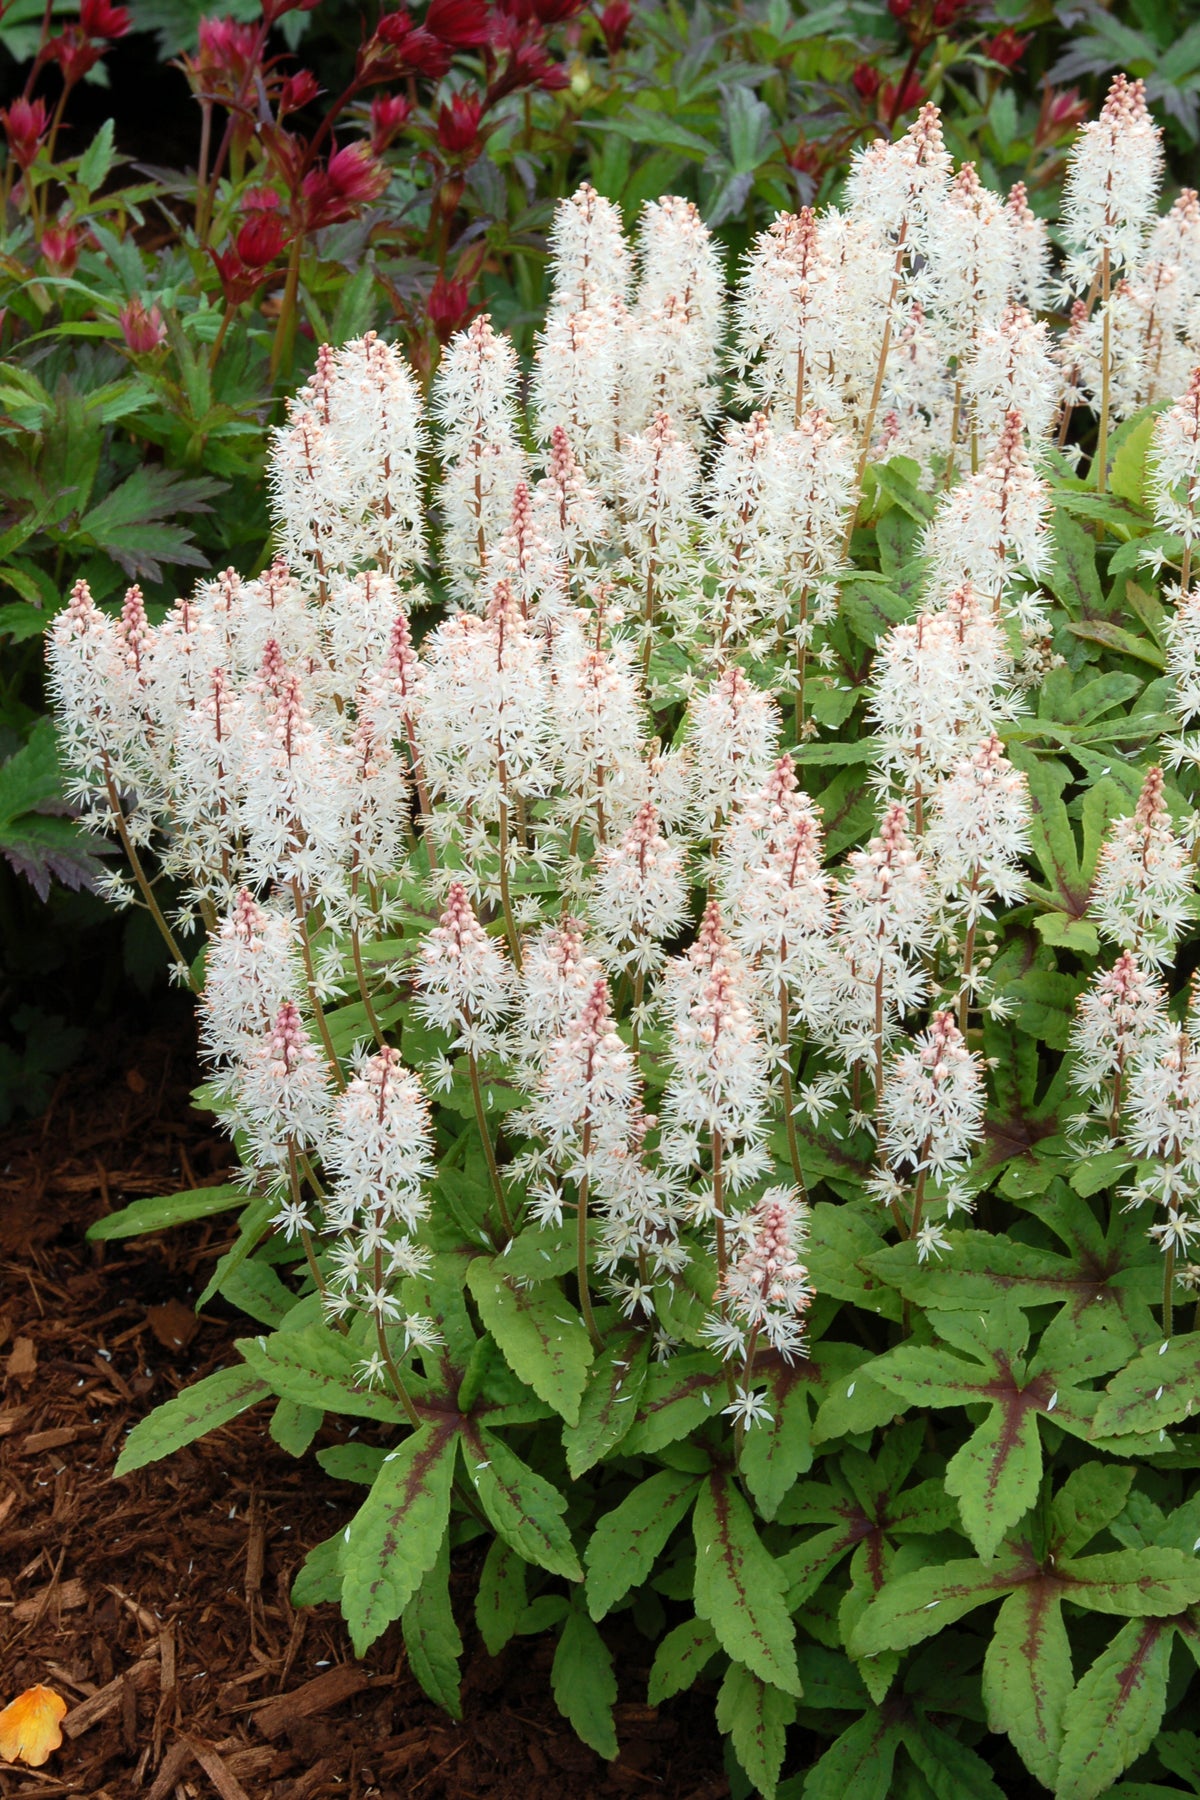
(0, 1409), (27, 1437)
(6, 1337), (37, 1380)
(189, 1738), (254, 1800)
(145, 1300), (199, 1353)
(62, 1658), (159, 1738)
(21, 1426), (80, 1454)
(250, 1665), (370, 1739)
(12, 1577), (88, 1621)
(143, 1739), (193, 1800)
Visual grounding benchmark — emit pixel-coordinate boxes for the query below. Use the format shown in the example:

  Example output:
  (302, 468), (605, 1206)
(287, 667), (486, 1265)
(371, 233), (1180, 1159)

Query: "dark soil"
(0, 1006), (726, 1799)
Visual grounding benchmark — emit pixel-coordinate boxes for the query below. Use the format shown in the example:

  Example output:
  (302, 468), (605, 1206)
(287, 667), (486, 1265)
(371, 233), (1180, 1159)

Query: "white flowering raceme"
(624, 195), (724, 440)
(432, 315), (527, 598)
(705, 1185), (812, 1368)
(1071, 949), (1167, 1106)
(925, 162), (1014, 370)
(719, 756), (829, 984)
(1090, 766), (1196, 965)
(545, 180), (631, 321)
(1006, 181), (1051, 313)
(923, 410), (1050, 613)
(735, 207), (842, 421)
(239, 999), (332, 1185)
(879, 1010), (985, 1179)
(1149, 366), (1200, 559)
(591, 801), (690, 979)
(926, 734), (1032, 919)
(419, 581), (554, 822)
(1062, 73), (1164, 292)
(660, 903), (771, 1176)
(963, 304), (1058, 449)
(414, 881), (513, 1055)
(685, 667), (781, 831)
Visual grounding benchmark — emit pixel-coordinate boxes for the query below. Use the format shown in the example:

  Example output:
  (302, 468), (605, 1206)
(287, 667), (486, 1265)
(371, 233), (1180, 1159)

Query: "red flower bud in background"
(881, 72), (926, 117)
(887, 0), (912, 18)
(424, 0), (491, 47)
(80, 0), (131, 38)
(528, 0), (582, 22)
(236, 208), (288, 267)
(119, 297), (167, 354)
(786, 133), (821, 177)
(302, 142), (389, 230)
(183, 17), (260, 97)
(852, 62), (881, 102)
(261, 0), (321, 26)
(41, 223), (82, 275)
(981, 28), (1030, 70)
(372, 11), (453, 77)
(930, 0), (965, 28)
(597, 0), (630, 56)
(428, 273), (473, 341)
(1, 98), (50, 171)
(436, 89), (483, 158)
(371, 92), (412, 153)
(1034, 85), (1089, 152)
(277, 69), (320, 115)
(48, 26), (104, 84)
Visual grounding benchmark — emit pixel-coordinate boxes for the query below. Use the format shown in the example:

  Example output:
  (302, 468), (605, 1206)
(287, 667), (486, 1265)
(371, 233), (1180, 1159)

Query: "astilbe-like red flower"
(437, 89), (484, 158)
(371, 93), (412, 153)
(981, 27), (1030, 69)
(119, 297), (167, 354)
(428, 273), (474, 340)
(882, 71), (926, 117)
(41, 223), (83, 274)
(182, 17), (260, 99)
(1, 98), (49, 171)
(48, 26), (104, 84)
(425, 0), (491, 47)
(302, 142), (389, 230)
(852, 62), (881, 102)
(596, 1), (630, 55)
(80, 0), (131, 38)
(278, 70), (321, 116)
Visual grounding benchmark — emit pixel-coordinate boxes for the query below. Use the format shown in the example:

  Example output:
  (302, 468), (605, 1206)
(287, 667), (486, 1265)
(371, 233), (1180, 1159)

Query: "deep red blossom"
(437, 89), (484, 158)
(425, 0), (490, 46)
(852, 62), (881, 101)
(1, 98), (49, 171)
(41, 223), (82, 274)
(262, 0), (321, 25)
(277, 69), (320, 114)
(887, 0), (912, 17)
(371, 11), (452, 76)
(981, 26), (1029, 68)
(881, 71), (926, 117)
(48, 26), (104, 84)
(182, 17), (260, 96)
(370, 92), (412, 153)
(1033, 85), (1089, 150)
(428, 273), (474, 340)
(302, 142), (389, 230)
(236, 208), (288, 266)
(79, 0), (131, 38)
(596, 0), (630, 55)
(930, 0), (966, 27)
(119, 297), (167, 354)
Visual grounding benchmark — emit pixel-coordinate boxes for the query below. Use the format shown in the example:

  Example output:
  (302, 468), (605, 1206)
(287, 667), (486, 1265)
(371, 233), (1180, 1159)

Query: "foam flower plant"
(53, 88), (1200, 1797)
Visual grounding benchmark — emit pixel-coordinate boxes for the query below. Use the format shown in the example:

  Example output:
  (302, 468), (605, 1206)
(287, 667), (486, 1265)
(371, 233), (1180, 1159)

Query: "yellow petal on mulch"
(0, 1685), (67, 1766)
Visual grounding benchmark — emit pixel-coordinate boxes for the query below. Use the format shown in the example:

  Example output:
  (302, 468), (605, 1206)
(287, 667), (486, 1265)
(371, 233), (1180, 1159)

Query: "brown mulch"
(0, 1007), (726, 1800)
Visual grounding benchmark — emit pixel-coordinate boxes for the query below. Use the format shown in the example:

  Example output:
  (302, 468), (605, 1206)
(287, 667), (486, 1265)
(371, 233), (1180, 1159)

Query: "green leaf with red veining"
(693, 1471), (800, 1695)
(341, 1420), (459, 1655)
